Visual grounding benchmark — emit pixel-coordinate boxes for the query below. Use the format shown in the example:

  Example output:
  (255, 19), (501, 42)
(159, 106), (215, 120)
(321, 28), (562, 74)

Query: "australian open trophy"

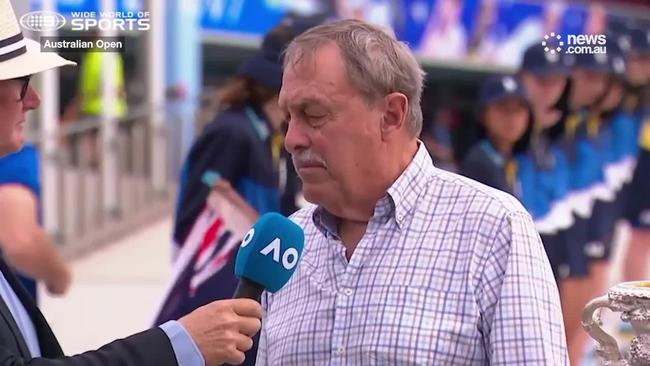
(582, 281), (650, 365)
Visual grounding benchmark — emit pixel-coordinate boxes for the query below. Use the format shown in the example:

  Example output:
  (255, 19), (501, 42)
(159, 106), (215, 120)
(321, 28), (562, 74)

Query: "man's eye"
(304, 106), (327, 119)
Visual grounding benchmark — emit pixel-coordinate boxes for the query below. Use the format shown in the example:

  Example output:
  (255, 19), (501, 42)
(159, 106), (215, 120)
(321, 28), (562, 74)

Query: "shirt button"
(343, 288), (353, 296)
(335, 346), (345, 355)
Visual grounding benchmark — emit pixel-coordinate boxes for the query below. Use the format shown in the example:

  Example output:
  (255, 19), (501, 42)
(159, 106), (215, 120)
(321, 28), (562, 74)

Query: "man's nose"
(22, 85), (41, 111)
(284, 119), (310, 154)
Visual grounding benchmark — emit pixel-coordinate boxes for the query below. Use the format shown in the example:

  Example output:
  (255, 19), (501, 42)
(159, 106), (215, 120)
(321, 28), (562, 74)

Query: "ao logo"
(241, 228), (255, 247)
(241, 228), (299, 270)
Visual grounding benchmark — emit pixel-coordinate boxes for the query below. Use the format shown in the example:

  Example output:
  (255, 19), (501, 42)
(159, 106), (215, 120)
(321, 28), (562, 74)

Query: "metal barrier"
(26, 105), (178, 258)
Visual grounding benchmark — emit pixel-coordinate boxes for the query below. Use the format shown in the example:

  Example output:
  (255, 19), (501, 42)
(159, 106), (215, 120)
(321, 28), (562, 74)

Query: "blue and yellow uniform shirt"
(516, 138), (571, 229)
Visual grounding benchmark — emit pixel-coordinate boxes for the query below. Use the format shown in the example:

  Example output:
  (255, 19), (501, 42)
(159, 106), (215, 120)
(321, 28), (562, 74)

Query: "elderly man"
(0, 0), (261, 365)
(256, 19), (568, 365)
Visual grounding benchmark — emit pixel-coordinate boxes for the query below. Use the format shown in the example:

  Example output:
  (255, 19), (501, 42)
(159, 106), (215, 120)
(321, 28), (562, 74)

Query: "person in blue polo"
(171, 17), (318, 366)
(588, 34), (630, 270)
(556, 49), (612, 365)
(518, 44), (573, 284)
(0, 143), (71, 304)
(459, 75), (532, 195)
(174, 19), (314, 248)
(621, 26), (650, 283)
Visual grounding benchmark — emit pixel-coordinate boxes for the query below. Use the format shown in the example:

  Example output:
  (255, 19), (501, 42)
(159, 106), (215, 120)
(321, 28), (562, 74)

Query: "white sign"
(542, 32), (607, 55)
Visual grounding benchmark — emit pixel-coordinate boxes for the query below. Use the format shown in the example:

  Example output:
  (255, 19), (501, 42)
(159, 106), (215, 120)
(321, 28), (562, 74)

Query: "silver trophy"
(582, 281), (650, 365)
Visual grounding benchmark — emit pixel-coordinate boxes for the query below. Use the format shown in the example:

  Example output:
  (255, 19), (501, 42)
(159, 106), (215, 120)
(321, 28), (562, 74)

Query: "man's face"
(484, 97), (529, 147)
(280, 43), (388, 216)
(0, 77), (40, 156)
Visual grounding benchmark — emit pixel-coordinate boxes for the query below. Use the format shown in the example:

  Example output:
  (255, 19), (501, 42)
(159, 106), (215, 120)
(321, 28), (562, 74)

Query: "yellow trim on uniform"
(505, 159), (518, 191)
(271, 133), (284, 169)
(640, 117), (650, 152)
(587, 111), (600, 139)
(565, 113), (581, 140)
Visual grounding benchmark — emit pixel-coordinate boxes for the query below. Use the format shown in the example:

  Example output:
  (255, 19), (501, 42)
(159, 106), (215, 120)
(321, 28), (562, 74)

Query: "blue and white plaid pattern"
(257, 143), (568, 365)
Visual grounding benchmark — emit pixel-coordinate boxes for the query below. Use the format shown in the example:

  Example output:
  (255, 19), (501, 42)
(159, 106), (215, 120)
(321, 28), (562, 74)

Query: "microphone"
(233, 212), (305, 302)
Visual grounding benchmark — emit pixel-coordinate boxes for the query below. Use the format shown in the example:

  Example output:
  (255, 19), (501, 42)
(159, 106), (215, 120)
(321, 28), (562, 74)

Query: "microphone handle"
(233, 277), (265, 302)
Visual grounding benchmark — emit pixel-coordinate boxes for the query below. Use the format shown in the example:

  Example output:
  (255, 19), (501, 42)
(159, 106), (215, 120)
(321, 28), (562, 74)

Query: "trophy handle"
(582, 295), (628, 365)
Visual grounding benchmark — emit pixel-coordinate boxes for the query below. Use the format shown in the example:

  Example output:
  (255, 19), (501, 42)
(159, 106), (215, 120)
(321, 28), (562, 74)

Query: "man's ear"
(380, 92), (408, 139)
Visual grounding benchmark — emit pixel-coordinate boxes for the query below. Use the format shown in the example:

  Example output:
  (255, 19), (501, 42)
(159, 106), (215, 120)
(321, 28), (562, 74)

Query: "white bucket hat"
(0, 0), (75, 80)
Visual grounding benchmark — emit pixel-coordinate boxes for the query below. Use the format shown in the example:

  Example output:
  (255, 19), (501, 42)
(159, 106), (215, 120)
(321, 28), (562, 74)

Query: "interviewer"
(0, 1), (260, 365)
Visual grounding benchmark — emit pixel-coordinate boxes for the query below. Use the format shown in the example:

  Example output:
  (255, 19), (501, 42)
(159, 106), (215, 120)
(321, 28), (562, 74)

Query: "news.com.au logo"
(542, 32), (607, 55)
(19, 10), (150, 32)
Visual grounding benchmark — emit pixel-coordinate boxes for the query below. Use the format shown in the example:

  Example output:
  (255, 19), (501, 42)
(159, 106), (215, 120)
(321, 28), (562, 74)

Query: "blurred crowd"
(454, 28), (650, 365)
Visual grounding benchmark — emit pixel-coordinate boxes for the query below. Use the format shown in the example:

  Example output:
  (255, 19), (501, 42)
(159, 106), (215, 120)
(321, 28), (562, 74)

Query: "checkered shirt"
(256, 143), (568, 365)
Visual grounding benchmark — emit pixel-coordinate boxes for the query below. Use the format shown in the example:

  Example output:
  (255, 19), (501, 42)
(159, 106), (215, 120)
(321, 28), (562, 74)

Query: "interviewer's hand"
(179, 298), (262, 366)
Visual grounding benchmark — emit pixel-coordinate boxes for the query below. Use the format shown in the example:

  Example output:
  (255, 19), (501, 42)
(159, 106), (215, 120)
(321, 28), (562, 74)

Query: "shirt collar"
(312, 141), (434, 236)
(479, 140), (505, 167)
(244, 105), (271, 141)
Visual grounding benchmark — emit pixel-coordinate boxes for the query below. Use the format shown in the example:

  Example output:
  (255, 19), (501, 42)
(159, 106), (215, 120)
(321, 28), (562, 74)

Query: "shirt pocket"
(364, 286), (481, 365)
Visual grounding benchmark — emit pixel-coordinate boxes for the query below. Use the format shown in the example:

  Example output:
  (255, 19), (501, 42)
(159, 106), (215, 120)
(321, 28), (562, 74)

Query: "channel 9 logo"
(20, 11), (66, 32)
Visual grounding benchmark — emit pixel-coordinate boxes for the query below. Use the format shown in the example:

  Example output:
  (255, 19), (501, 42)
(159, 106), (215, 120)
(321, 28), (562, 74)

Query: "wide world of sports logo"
(20, 10), (150, 32)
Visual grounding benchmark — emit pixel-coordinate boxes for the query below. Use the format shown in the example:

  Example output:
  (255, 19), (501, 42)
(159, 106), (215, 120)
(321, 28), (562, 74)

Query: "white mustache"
(292, 150), (327, 169)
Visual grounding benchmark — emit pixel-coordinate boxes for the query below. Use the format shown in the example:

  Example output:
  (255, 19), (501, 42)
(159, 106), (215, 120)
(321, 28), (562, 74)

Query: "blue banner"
(30, 0), (144, 14)
(30, 0), (643, 68)
(200, 0), (287, 35)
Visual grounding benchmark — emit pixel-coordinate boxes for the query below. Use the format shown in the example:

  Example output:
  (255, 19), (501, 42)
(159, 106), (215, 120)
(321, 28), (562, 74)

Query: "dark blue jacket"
(459, 140), (514, 195)
(174, 105), (281, 248)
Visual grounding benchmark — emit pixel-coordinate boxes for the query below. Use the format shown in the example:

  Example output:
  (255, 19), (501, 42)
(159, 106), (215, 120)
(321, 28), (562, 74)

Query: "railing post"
(165, 0), (201, 178)
(39, 0), (62, 240)
(100, 0), (120, 216)
(147, 0), (166, 194)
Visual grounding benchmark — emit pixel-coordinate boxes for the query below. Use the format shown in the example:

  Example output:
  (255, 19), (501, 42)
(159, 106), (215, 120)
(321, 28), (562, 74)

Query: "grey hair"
(283, 19), (426, 136)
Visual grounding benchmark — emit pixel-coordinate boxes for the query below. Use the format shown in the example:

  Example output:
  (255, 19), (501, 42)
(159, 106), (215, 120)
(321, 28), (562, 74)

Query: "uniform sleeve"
(0, 146), (40, 195)
(478, 211), (568, 365)
(552, 149), (571, 200)
(460, 151), (508, 193)
(173, 123), (249, 245)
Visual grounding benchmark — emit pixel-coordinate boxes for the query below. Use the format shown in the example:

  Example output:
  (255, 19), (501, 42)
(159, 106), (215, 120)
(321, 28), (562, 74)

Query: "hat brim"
(526, 65), (570, 77)
(480, 92), (529, 109)
(237, 52), (282, 91)
(0, 38), (75, 80)
(573, 63), (610, 73)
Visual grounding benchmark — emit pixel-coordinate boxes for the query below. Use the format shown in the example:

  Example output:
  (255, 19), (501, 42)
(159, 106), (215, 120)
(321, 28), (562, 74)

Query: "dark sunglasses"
(12, 75), (31, 101)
